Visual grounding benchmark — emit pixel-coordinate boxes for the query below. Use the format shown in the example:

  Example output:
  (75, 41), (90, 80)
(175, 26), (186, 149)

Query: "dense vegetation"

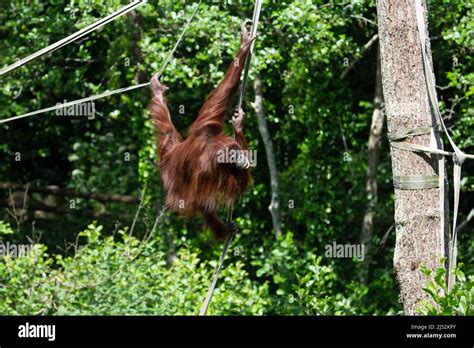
(0, 0), (472, 315)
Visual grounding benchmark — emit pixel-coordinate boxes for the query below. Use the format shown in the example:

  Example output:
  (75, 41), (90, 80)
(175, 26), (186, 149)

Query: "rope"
(198, 231), (234, 316)
(390, 0), (474, 289)
(198, 205), (234, 315)
(236, 0), (262, 110)
(0, 83), (149, 124)
(198, 115), (238, 317)
(0, 1), (145, 77)
(0, 1), (201, 125)
(156, 0), (201, 79)
(199, 1), (262, 316)
(415, 0), (474, 278)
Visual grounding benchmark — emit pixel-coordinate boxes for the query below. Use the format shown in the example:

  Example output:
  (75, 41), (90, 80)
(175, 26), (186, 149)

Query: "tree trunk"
(251, 74), (282, 238)
(360, 46), (384, 283)
(377, 0), (449, 314)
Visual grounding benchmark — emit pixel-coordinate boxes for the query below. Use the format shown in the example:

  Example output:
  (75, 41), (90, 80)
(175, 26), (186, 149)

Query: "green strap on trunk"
(387, 0), (474, 290)
(388, 125), (441, 189)
(393, 175), (439, 190)
(388, 125), (440, 141)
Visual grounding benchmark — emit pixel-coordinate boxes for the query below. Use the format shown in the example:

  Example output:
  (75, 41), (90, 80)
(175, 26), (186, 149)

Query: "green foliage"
(294, 254), (368, 315)
(0, 223), (268, 315)
(251, 232), (307, 313)
(0, 221), (14, 236)
(0, 224), (375, 315)
(0, 0), (472, 316)
(418, 264), (473, 315)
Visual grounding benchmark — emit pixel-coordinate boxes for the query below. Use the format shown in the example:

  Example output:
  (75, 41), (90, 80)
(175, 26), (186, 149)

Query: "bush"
(293, 254), (368, 315)
(0, 222), (424, 316)
(251, 232), (370, 315)
(0, 222), (269, 315)
(418, 263), (473, 315)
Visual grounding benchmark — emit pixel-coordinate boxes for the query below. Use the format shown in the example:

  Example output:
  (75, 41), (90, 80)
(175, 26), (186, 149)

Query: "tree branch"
(0, 182), (139, 204)
(2, 201), (128, 219)
(251, 74), (282, 238)
(340, 34), (378, 79)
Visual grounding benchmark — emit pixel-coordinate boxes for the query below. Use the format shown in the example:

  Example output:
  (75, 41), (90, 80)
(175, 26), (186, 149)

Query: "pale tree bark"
(360, 46), (384, 282)
(377, 0), (449, 314)
(251, 74), (282, 238)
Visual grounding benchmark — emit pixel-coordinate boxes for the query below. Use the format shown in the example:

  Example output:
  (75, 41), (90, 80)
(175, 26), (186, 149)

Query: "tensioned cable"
(0, 1), (201, 124)
(414, 0), (474, 238)
(397, 0), (474, 290)
(155, 0), (202, 79)
(199, 0), (262, 317)
(0, 1), (145, 77)
(236, 0), (262, 110)
(0, 83), (149, 124)
(198, 231), (234, 316)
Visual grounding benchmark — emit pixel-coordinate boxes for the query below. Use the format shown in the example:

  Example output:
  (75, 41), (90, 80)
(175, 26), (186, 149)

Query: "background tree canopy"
(0, 0), (472, 315)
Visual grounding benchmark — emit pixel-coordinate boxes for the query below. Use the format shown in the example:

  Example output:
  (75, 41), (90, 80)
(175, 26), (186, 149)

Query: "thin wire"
(236, 0), (262, 110)
(0, 1), (202, 124)
(156, 0), (201, 79)
(0, 1), (145, 77)
(199, 232), (234, 316)
(414, 0), (473, 290)
(200, 0), (262, 316)
(0, 83), (149, 124)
